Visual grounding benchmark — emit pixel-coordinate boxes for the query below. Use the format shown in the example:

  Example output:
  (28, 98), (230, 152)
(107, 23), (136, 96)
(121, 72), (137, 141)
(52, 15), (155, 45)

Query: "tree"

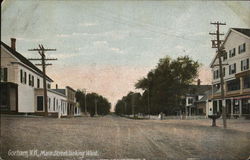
(135, 56), (200, 115)
(76, 90), (111, 116)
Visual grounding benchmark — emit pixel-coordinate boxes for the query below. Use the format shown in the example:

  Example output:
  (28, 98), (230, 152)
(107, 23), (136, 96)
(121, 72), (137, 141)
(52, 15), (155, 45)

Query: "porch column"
(231, 99), (233, 118)
(240, 77), (244, 94)
(185, 106), (188, 118)
(189, 107), (191, 116)
(217, 100), (220, 113)
(224, 83), (227, 96)
(239, 99), (242, 117)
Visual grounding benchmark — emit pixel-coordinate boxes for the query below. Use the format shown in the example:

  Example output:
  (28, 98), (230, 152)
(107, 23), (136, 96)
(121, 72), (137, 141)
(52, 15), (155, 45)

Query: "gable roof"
(186, 85), (212, 96)
(1, 41), (53, 82)
(210, 27), (250, 68)
(232, 28), (250, 37)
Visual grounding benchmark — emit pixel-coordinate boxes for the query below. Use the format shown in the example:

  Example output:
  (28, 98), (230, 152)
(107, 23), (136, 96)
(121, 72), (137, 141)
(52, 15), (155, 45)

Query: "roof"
(52, 89), (66, 95)
(186, 85), (212, 95)
(66, 86), (76, 92)
(210, 27), (250, 68)
(195, 89), (212, 103)
(232, 28), (250, 37)
(1, 41), (53, 82)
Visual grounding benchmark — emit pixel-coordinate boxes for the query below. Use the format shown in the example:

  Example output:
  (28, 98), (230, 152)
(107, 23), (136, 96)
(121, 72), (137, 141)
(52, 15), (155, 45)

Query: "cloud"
(93, 40), (125, 54)
(110, 47), (124, 54)
(93, 40), (108, 46)
(78, 22), (98, 27)
(15, 37), (44, 42)
(56, 34), (71, 38)
(54, 53), (81, 59)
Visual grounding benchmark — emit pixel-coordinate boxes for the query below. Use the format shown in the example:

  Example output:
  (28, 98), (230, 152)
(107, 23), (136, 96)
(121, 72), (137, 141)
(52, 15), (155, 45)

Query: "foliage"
(76, 90), (111, 116)
(115, 55), (200, 115)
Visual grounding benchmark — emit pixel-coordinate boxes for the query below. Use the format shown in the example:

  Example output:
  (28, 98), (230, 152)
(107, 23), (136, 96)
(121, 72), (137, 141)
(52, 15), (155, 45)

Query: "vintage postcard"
(1, 0), (250, 160)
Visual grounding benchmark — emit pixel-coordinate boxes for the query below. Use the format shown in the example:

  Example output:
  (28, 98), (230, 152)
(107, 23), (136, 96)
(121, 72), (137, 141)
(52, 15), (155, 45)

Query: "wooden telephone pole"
(209, 21), (227, 128)
(28, 44), (57, 116)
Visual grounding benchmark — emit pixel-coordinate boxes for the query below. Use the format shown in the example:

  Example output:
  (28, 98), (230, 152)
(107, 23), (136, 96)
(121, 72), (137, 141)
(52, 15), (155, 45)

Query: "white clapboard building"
(210, 28), (250, 118)
(0, 38), (79, 117)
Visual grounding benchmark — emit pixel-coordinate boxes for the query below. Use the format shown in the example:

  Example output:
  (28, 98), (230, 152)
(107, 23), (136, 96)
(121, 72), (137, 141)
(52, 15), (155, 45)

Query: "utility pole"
(123, 101), (127, 116)
(147, 88), (151, 119)
(83, 89), (87, 114)
(28, 44), (57, 116)
(209, 21), (227, 128)
(95, 98), (98, 116)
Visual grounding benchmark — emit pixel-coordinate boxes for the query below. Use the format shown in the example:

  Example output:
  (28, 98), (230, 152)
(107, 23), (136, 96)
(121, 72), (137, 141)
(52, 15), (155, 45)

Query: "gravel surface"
(1, 115), (250, 160)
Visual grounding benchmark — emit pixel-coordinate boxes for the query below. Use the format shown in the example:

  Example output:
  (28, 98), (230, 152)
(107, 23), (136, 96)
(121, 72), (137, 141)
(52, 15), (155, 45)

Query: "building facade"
(183, 81), (211, 117)
(210, 28), (250, 118)
(53, 86), (81, 117)
(0, 38), (80, 117)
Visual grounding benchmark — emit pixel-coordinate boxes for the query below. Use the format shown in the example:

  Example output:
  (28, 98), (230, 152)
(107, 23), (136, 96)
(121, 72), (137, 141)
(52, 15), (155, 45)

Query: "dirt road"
(1, 115), (250, 160)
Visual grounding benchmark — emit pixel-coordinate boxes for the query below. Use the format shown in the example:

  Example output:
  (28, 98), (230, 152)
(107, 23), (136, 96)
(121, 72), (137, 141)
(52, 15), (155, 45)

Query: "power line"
(83, 6), (206, 44)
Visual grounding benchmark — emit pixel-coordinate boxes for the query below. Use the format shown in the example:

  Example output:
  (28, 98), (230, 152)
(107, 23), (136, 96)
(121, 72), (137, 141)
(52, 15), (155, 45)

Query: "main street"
(1, 115), (250, 160)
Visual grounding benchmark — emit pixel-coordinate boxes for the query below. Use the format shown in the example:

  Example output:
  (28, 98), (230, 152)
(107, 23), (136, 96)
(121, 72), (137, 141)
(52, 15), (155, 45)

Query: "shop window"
(227, 79), (240, 91)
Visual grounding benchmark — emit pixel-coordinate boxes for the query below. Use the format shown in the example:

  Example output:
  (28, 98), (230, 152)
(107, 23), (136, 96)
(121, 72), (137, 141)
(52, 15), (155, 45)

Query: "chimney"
(197, 79), (201, 86)
(11, 38), (16, 51)
(56, 84), (58, 89)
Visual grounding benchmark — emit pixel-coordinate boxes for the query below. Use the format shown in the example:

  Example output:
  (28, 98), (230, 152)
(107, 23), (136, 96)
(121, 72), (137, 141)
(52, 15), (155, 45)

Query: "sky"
(2, 0), (250, 111)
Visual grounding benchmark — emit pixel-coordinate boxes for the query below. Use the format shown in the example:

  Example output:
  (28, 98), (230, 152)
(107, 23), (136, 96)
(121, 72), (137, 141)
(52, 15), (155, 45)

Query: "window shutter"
(247, 59), (249, 69)
(24, 72), (27, 84)
(3, 68), (7, 81)
(32, 76), (34, 87)
(20, 70), (23, 83)
(241, 61), (243, 71)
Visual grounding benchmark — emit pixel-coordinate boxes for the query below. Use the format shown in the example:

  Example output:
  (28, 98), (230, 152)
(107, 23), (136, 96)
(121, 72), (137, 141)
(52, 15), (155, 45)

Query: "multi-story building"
(210, 28), (250, 118)
(0, 38), (69, 116)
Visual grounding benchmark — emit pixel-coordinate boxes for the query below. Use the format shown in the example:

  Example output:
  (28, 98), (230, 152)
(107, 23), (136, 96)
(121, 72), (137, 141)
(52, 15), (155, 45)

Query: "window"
(0, 68), (8, 82)
(28, 74), (31, 86)
(239, 43), (246, 54)
(229, 63), (236, 75)
(213, 70), (219, 79)
(20, 69), (23, 83)
(223, 67), (226, 77)
(229, 48), (236, 58)
(37, 78), (40, 88)
(227, 79), (240, 91)
(244, 76), (250, 89)
(188, 98), (193, 104)
(37, 96), (44, 111)
(48, 97), (51, 110)
(48, 84), (51, 89)
(223, 52), (227, 61)
(32, 76), (34, 87)
(53, 98), (55, 111)
(75, 107), (77, 114)
(24, 72), (27, 84)
(241, 59), (249, 71)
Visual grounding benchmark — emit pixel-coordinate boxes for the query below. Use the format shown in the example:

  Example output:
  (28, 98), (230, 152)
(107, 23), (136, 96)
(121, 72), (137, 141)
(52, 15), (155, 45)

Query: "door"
(37, 96), (44, 111)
